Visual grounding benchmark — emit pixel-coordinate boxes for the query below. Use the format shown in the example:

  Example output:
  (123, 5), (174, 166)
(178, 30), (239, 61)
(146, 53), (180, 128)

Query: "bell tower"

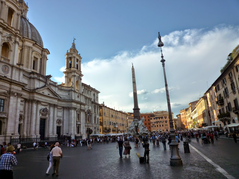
(63, 39), (83, 91)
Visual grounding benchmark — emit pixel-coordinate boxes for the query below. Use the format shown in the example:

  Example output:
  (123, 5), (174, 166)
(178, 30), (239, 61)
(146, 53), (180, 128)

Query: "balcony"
(216, 98), (224, 106)
(233, 107), (239, 114)
(217, 112), (231, 121)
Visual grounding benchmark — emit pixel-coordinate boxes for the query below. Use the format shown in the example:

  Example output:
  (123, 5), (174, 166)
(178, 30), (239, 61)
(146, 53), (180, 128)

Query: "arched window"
(76, 60), (79, 69)
(76, 80), (79, 90)
(1, 43), (10, 59)
(0, 120), (2, 135)
(69, 60), (72, 68)
(33, 57), (38, 71)
(7, 8), (14, 26)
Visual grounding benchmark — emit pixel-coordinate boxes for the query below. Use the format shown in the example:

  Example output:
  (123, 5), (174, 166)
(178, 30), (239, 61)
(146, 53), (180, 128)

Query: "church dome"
(20, 17), (43, 47)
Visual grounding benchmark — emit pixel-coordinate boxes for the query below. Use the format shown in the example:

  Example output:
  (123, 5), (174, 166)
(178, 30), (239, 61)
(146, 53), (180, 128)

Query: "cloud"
(129, 89), (148, 98)
(54, 25), (239, 115)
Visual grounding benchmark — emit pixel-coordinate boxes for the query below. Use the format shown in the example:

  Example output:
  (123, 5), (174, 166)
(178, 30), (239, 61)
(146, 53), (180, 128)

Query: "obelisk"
(132, 64), (140, 121)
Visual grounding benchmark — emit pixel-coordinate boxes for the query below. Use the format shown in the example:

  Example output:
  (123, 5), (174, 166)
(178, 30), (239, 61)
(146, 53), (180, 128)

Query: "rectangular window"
(222, 108), (225, 114)
(228, 102), (232, 111)
(236, 65), (239, 72)
(0, 99), (4, 112)
(231, 82), (236, 93)
(33, 57), (38, 70)
(234, 98), (239, 109)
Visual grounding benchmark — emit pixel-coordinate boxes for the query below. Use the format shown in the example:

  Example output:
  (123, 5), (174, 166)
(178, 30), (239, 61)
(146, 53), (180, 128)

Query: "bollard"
(183, 141), (190, 153)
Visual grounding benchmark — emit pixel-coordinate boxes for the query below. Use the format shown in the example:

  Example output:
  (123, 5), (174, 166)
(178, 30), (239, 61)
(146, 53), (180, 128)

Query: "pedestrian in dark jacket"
(143, 140), (150, 163)
(232, 132), (237, 143)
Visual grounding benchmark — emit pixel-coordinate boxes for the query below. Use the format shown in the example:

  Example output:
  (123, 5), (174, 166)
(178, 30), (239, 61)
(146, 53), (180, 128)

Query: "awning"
(203, 125), (218, 130)
(90, 134), (105, 137)
(224, 123), (239, 129)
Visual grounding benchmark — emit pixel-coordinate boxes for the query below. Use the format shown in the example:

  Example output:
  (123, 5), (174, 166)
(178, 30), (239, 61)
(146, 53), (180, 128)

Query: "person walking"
(143, 139), (150, 163)
(123, 138), (131, 158)
(33, 141), (36, 150)
(161, 135), (166, 150)
(87, 139), (92, 150)
(45, 145), (54, 176)
(16, 143), (21, 154)
(51, 142), (63, 177)
(116, 137), (124, 158)
(232, 132), (237, 143)
(0, 145), (18, 179)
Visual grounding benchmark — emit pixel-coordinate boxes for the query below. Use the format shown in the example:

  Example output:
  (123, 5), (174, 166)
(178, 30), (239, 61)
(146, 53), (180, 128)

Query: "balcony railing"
(216, 98), (224, 106)
(233, 107), (239, 114)
(217, 112), (230, 120)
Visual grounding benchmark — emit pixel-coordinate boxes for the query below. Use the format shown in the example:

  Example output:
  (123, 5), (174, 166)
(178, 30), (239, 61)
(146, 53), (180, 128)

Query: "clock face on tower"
(2, 65), (9, 74)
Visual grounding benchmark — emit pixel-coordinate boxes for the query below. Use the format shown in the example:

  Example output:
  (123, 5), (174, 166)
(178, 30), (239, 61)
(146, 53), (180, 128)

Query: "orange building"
(141, 113), (152, 132)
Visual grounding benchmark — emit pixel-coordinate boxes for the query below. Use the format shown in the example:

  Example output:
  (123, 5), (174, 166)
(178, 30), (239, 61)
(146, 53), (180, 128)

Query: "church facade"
(0, 0), (100, 143)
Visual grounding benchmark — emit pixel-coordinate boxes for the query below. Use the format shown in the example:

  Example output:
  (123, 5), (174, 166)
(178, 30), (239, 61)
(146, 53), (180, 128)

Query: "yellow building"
(99, 103), (127, 134)
(195, 96), (210, 127)
(180, 109), (188, 129)
(205, 86), (219, 126)
(186, 101), (198, 129)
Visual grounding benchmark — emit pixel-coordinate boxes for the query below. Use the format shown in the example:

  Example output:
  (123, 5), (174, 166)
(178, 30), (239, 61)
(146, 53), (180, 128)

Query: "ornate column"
(7, 92), (19, 136)
(13, 37), (19, 65)
(81, 107), (86, 138)
(35, 101), (40, 138)
(68, 107), (75, 139)
(0, 27), (3, 56)
(30, 100), (37, 138)
(49, 104), (55, 137)
(23, 99), (29, 137)
(13, 93), (22, 136)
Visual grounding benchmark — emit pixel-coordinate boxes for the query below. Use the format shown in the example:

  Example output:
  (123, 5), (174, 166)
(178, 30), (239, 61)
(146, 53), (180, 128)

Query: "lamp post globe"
(158, 32), (183, 166)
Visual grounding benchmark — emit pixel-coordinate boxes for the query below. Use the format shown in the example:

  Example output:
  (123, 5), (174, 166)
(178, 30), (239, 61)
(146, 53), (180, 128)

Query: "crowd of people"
(0, 129), (238, 178)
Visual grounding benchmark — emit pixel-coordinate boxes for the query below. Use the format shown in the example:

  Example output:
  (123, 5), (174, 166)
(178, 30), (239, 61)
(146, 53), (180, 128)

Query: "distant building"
(140, 113), (152, 132)
(99, 103), (127, 134)
(150, 111), (171, 132)
(180, 108), (188, 129)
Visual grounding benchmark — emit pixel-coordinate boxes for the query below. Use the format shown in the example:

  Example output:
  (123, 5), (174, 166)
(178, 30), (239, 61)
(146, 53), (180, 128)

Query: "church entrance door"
(40, 118), (46, 140)
(57, 126), (61, 138)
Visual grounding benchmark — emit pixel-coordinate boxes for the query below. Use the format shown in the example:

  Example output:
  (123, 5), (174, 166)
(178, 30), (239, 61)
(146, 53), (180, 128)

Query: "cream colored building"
(151, 111), (171, 132)
(99, 103), (128, 134)
(208, 46), (239, 128)
(195, 96), (210, 127)
(185, 101), (198, 129)
(205, 86), (220, 126)
(0, 0), (99, 143)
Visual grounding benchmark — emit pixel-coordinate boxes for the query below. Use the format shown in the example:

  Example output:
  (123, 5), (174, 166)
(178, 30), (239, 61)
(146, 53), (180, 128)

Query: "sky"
(26, 0), (239, 116)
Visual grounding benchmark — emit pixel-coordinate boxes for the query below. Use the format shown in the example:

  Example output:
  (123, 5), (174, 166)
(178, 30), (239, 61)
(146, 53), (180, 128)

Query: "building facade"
(209, 47), (239, 128)
(0, 0), (99, 143)
(99, 103), (128, 134)
(150, 111), (171, 132)
(140, 113), (152, 132)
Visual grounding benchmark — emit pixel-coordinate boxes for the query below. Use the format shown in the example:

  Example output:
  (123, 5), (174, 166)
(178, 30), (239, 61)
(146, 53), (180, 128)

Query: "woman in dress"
(123, 138), (131, 158)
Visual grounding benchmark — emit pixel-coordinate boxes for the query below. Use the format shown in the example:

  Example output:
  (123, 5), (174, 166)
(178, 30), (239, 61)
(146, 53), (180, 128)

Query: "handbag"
(47, 154), (50, 161)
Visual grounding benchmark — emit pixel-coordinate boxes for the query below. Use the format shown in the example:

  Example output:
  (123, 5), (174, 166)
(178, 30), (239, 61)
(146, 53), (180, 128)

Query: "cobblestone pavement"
(13, 138), (238, 179)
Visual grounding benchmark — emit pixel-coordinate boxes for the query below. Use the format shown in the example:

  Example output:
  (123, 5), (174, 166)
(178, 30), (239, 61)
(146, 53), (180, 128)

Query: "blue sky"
(26, 0), (239, 116)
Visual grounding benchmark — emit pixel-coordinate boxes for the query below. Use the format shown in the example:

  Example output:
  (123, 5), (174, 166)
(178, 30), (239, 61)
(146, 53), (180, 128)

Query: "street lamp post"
(158, 32), (183, 166)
